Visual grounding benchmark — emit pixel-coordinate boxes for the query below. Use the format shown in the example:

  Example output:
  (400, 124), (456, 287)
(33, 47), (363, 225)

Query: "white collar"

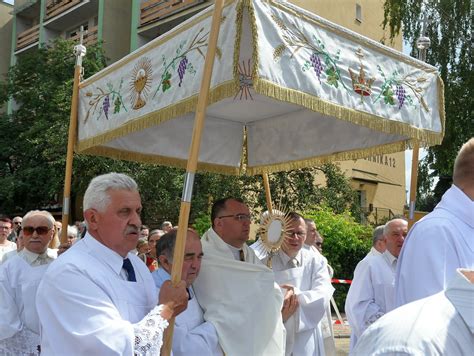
(82, 233), (129, 277)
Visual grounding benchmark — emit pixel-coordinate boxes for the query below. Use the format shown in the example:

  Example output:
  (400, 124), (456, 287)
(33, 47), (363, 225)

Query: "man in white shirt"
(354, 268), (474, 355)
(0, 218), (16, 261)
(36, 173), (188, 355)
(152, 228), (223, 356)
(266, 213), (334, 356)
(396, 138), (474, 307)
(0, 210), (56, 355)
(345, 218), (408, 351)
(193, 197), (286, 356)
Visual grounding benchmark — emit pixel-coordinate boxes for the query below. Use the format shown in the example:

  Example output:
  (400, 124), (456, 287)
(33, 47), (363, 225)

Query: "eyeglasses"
(217, 214), (251, 222)
(287, 231), (306, 238)
(22, 226), (51, 236)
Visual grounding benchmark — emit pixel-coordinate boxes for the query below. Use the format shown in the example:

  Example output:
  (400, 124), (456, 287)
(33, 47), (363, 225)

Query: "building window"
(355, 3), (362, 23)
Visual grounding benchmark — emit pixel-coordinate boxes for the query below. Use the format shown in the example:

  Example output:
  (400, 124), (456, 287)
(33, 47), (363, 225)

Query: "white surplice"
(302, 244), (336, 356)
(266, 248), (334, 356)
(36, 233), (168, 356)
(345, 250), (397, 350)
(354, 268), (474, 356)
(0, 249), (56, 355)
(193, 228), (286, 356)
(395, 185), (474, 307)
(152, 267), (223, 356)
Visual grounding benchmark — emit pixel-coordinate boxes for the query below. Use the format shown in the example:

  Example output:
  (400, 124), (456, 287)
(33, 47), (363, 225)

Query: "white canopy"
(76, 0), (444, 175)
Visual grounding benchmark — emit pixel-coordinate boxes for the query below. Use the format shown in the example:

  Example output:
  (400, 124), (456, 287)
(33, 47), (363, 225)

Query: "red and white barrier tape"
(331, 278), (352, 284)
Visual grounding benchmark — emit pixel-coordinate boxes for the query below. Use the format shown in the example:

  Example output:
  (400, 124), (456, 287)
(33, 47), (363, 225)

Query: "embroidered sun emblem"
(129, 57), (153, 110)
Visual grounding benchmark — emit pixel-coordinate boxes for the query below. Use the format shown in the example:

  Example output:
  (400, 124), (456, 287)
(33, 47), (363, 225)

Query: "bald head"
(453, 138), (474, 200)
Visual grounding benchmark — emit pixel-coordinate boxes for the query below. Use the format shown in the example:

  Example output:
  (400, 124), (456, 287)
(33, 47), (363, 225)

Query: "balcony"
(45, 0), (85, 20)
(17, 24), (40, 50)
(140, 0), (205, 27)
(69, 25), (98, 46)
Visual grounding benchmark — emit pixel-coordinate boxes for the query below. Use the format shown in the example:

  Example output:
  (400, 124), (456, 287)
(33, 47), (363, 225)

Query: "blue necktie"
(122, 258), (136, 282)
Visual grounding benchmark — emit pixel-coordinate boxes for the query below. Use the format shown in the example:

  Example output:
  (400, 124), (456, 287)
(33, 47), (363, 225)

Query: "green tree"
(383, 0), (473, 208)
(304, 205), (373, 312)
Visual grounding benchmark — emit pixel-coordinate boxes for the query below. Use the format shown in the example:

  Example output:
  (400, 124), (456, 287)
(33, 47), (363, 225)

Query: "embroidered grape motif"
(395, 84), (406, 109)
(178, 56), (188, 87)
(310, 52), (323, 82)
(103, 95), (110, 119)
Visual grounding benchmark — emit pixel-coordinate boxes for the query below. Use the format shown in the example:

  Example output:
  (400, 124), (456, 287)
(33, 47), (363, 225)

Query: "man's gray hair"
(83, 173), (138, 212)
(22, 210), (55, 228)
(67, 225), (78, 238)
(383, 217), (408, 236)
(372, 225), (385, 246)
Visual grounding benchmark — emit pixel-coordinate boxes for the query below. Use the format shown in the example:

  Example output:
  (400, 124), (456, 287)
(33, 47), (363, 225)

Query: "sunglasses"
(23, 226), (51, 236)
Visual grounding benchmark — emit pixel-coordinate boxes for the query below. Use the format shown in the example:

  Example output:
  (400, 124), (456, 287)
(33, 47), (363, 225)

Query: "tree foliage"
(0, 39), (361, 226)
(383, 0), (473, 208)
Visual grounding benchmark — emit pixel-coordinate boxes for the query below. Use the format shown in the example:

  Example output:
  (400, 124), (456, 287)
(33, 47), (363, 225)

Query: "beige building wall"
(103, 0), (132, 64)
(0, 1), (13, 113)
(0, 1), (13, 81)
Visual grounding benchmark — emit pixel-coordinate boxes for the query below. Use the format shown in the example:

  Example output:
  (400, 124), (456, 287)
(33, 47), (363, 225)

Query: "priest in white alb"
(396, 138), (474, 307)
(345, 218), (408, 351)
(0, 210), (57, 355)
(264, 212), (334, 356)
(193, 198), (286, 356)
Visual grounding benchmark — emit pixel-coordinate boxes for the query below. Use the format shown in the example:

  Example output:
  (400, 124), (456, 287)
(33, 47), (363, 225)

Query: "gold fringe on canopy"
(246, 140), (410, 176)
(253, 78), (444, 147)
(81, 145), (242, 176)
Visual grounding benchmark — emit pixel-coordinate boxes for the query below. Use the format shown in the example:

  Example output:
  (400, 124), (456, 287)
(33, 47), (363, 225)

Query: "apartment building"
(1, 0), (407, 222)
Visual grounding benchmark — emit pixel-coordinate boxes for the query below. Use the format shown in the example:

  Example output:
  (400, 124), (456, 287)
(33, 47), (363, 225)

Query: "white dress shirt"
(152, 268), (223, 356)
(354, 268), (474, 355)
(345, 250), (397, 350)
(396, 185), (474, 307)
(266, 248), (334, 356)
(0, 248), (56, 355)
(36, 233), (168, 355)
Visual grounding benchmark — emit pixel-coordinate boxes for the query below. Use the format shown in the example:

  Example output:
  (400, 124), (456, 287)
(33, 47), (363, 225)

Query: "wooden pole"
(60, 28), (87, 244)
(161, 1), (225, 355)
(408, 144), (420, 228)
(262, 173), (273, 212)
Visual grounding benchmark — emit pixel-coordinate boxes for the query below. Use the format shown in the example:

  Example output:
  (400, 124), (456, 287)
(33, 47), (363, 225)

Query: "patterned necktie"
(239, 249), (245, 262)
(122, 258), (136, 282)
(288, 258), (298, 268)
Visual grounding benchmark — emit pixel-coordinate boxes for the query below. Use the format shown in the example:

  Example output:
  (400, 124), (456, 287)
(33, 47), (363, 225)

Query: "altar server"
(0, 210), (56, 355)
(36, 173), (188, 355)
(345, 218), (408, 350)
(264, 212), (334, 356)
(193, 197), (286, 356)
(153, 228), (223, 355)
(396, 138), (474, 307)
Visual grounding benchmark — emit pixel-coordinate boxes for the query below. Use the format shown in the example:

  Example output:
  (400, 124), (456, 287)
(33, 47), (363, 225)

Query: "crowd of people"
(0, 137), (472, 355)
